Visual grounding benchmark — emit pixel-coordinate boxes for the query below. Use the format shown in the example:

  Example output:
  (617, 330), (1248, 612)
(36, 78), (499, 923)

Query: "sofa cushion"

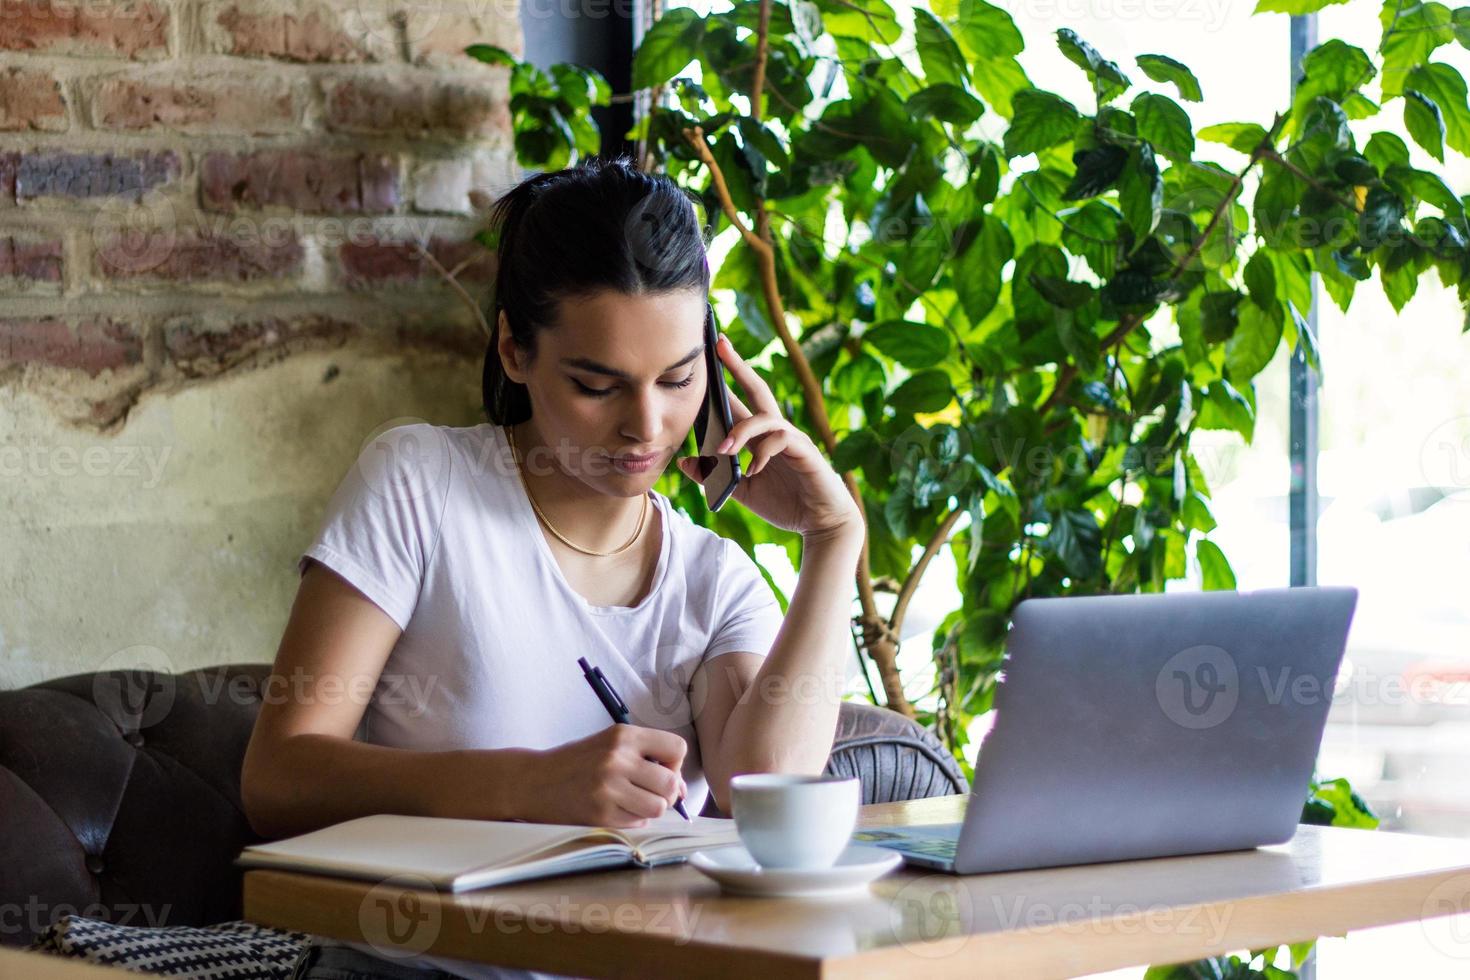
(0, 664), (273, 948)
(26, 916), (309, 979)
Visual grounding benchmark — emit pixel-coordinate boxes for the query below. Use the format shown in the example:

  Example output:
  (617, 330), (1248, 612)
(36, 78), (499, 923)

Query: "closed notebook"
(234, 812), (742, 892)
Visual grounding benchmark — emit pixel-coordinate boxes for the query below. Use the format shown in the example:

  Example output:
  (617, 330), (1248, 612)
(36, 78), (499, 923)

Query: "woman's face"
(499, 288), (710, 497)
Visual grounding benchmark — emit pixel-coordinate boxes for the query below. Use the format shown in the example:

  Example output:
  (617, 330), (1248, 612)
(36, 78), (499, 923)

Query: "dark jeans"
(287, 941), (464, 980)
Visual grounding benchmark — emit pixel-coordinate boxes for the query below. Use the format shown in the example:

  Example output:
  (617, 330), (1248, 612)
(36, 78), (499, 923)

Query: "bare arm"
(692, 524), (864, 815)
(240, 561), (533, 839)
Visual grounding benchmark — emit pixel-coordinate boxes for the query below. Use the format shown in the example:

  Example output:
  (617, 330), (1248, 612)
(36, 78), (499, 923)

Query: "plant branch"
(412, 241), (493, 341)
(681, 122), (913, 716)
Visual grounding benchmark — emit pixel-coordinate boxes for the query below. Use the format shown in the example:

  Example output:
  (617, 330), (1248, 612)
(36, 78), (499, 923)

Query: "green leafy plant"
(461, 0), (1459, 971)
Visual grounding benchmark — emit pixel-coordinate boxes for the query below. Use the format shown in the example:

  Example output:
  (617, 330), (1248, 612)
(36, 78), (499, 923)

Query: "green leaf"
(1117, 143), (1163, 243)
(1003, 89), (1081, 158)
(1062, 144), (1128, 200)
(1055, 28), (1131, 103)
(816, 0), (901, 44)
(1381, 2), (1454, 98)
(1405, 62), (1470, 154)
(914, 8), (970, 89)
(632, 8), (705, 89)
(955, 214), (1014, 326)
(1131, 92), (1194, 162)
(1296, 39), (1376, 103)
(1364, 130), (1411, 170)
(1360, 185), (1407, 249)
(465, 44), (518, 67)
(971, 54), (1031, 118)
(1199, 379), (1256, 439)
(832, 353), (886, 403)
(1196, 539), (1237, 590)
(1303, 777), (1381, 828)
(1135, 54), (1202, 101)
(907, 84), (985, 125)
(890, 370), (956, 414)
(954, 0), (1024, 58)
(1198, 122), (1269, 154)
(864, 320), (953, 368)
(1253, 0), (1351, 11)
(1244, 250), (1277, 310)
(1225, 298), (1283, 381)
(1404, 89), (1447, 161)
(737, 117), (789, 167)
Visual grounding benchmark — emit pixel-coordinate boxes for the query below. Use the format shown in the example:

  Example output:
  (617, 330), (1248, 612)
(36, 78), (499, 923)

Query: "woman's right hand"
(505, 725), (690, 828)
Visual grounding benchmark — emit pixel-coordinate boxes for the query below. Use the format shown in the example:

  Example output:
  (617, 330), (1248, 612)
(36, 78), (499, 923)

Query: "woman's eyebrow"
(560, 343), (704, 380)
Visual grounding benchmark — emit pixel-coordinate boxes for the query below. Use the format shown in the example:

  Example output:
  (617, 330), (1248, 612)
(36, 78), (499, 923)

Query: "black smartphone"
(692, 302), (741, 511)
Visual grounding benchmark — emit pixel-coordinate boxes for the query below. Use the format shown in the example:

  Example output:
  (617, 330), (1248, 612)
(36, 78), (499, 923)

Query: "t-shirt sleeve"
(704, 537), (786, 662)
(298, 423), (451, 631)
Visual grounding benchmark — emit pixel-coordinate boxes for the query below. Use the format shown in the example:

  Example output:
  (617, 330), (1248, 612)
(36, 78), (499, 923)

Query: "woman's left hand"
(676, 333), (864, 541)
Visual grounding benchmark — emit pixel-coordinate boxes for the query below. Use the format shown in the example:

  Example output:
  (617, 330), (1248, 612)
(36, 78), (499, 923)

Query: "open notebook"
(235, 812), (742, 892)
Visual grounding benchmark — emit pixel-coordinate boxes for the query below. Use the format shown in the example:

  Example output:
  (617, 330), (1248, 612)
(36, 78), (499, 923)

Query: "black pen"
(577, 656), (690, 820)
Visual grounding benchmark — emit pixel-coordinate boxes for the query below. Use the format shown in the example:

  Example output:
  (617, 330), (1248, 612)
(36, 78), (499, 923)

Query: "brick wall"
(0, 0), (520, 429)
(0, 0), (523, 686)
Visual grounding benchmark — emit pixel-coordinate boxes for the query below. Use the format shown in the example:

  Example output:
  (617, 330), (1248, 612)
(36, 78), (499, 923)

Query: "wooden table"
(242, 795), (1470, 978)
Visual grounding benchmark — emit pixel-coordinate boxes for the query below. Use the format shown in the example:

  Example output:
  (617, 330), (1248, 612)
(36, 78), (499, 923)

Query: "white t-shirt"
(294, 421), (785, 980)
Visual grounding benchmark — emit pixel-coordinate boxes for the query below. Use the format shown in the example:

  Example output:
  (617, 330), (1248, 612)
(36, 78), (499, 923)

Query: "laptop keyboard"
(852, 827), (961, 861)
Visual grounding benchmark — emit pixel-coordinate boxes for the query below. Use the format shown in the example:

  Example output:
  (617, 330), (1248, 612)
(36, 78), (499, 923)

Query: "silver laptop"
(853, 586), (1359, 874)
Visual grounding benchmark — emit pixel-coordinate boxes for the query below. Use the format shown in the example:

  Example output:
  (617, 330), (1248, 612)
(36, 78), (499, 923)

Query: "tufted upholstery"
(1, 663), (967, 949)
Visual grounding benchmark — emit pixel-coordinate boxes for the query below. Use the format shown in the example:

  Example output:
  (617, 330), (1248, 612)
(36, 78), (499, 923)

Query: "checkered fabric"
(24, 915), (311, 979)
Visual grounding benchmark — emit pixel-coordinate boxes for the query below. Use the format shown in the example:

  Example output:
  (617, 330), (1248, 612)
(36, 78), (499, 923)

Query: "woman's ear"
(496, 311), (528, 384)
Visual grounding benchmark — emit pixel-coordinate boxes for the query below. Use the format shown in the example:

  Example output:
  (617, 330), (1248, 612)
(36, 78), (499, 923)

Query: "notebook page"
(236, 814), (616, 887)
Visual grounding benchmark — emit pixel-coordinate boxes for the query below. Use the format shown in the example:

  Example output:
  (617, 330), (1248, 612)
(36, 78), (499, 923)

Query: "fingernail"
(718, 437), (732, 452)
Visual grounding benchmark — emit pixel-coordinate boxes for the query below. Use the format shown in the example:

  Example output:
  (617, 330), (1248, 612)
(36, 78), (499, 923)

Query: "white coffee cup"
(729, 774), (860, 870)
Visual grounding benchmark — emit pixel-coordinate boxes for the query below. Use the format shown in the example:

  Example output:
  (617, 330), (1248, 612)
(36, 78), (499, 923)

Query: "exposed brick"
(15, 150), (180, 201)
(324, 78), (505, 138)
(96, 228), (303, 282)
(204, 1), (389, 63)
(200, 150), (398, 214)
(337, 234), (494, 287)
(411, 157), (471, 214)
(412, 149), (515, 215)
(407, 12), (521, 69)
(0, 67), (68, 132)
(164, 314), (355, 376)
(0, 0), (169, 59)
(0, 317), (141, 375)
(90, 74), (297, 134)
(0, 236), (64, 282)
(0, 153), (17, 206)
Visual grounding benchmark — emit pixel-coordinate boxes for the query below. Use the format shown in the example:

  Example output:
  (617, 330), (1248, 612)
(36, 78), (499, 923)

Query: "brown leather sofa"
(0, 663), (968, 951)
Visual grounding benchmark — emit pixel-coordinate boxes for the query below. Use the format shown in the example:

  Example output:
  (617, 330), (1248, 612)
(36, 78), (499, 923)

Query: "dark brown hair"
(481, 155), (712, 425)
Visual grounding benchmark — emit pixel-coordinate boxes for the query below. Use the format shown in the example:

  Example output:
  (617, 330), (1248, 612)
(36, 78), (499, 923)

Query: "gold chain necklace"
(506, 424), (648, 558)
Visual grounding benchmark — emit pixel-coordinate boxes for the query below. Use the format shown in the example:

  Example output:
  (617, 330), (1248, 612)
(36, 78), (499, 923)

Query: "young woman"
(243, 156), (865, 980)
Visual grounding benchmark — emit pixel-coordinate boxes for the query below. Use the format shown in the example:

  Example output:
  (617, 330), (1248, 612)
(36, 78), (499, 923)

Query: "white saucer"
(689, 844), (902, 898)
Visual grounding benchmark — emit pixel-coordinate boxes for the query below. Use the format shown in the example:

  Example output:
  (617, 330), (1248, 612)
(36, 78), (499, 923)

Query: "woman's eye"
(573, 379), (613, 398)
(572, 374), (696, 398)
